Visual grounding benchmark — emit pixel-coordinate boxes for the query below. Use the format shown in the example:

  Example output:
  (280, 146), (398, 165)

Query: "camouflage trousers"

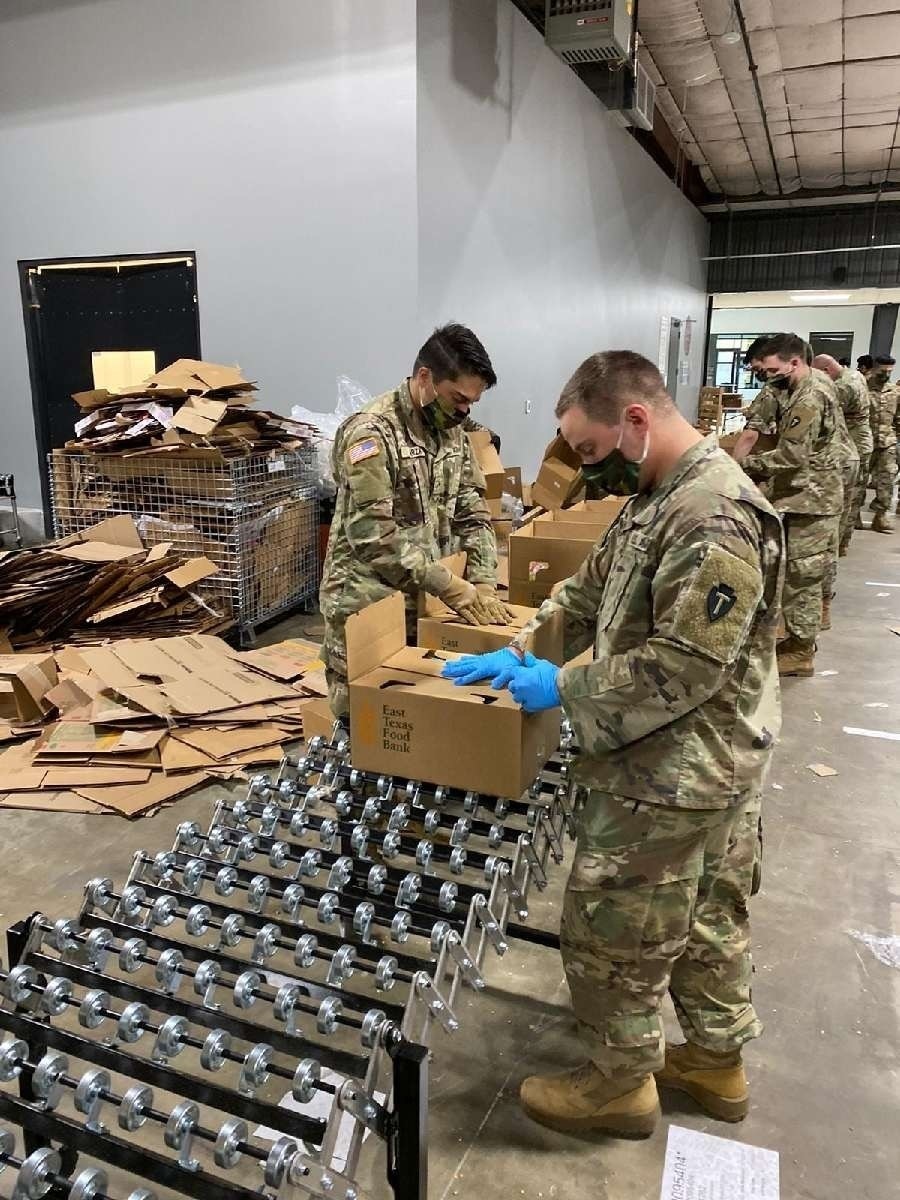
(561, 792), (763, 1080)
(870, 445), (898, 514)
(322, 622), (351, 719)
(848, 451), (872, 538)
(825, 460), (858, 595)
(782, 512), (838, 641)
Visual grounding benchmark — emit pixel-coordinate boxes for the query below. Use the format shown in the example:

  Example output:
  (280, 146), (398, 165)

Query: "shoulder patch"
(671, 543), (763, 666)
(348, 437), (380, 465)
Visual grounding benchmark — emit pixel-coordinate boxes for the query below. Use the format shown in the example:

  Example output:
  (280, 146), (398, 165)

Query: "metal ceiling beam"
(734, 0), (784, 197)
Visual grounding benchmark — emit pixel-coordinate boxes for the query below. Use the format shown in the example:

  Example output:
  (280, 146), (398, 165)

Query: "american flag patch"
(348, 437), (380, 465)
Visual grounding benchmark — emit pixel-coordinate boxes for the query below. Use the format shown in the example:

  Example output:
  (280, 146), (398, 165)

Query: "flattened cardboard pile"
(0, 517), (231, 649)
(0, 633), (328, 817)
(66, 359), (316, 459)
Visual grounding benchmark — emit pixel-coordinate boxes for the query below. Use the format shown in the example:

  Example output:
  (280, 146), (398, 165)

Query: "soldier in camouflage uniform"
(734, 334), (843, 676)
(813, 354), (872, 551)
(867, 356), (898, 533)
(319, 325), (511, 718)
(443, 351), (783, 1138)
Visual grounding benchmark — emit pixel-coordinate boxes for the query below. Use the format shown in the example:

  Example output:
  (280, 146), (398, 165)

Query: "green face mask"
(420, 386), (468, 432)
(870, 367), (891, 386)
(580, 428), (649, 497)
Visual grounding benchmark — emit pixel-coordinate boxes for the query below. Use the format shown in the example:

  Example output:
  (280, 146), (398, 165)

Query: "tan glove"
(474, 583), (517, 625)
(438, 573), (495, 626)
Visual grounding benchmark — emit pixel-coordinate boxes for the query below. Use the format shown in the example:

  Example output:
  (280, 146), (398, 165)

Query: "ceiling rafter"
(636, 0), (900, 199)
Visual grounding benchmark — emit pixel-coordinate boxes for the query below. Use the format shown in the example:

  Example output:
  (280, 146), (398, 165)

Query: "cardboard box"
(502, 467), (523, 499)
(507, 520), (598, 607)
(417, 603), (564, 663)
(564, 497), (629, 527)
(532, 511), (610, 542)
(531, 435), (584, 510)
(347, 593), (559, 795)
(302, 697), (338, 742)
(467, 431), (505, 500)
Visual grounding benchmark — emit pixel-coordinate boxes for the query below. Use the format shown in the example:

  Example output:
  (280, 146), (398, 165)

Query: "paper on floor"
(660, 1125), (779, 1200)
(848, 929), (900, 970)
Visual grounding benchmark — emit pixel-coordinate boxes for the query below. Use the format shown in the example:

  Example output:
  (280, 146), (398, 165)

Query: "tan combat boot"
(820, 597), (832, 631)
(872, 512), (895, 534)
(656, 1043), (748, 1123)
(777, 636), (816, 677)
(519, 1063), (660, 1137)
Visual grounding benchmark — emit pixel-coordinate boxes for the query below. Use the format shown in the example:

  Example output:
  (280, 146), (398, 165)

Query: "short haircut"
(838, 357), (851, 367)
(755, 333), (807, 363)
(413, 324), (497, 388)
(743, 335), (772, 365)
(857, 354), (874, 370)
(875, 354), (896, 366)
(555, 351), (672, 424)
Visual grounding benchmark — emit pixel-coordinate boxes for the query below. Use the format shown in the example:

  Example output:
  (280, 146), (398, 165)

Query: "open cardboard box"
(508, 520), (600, 607)
(531, 435), (585, 510)
(347, 593), (559, 796)
(466, 430), (505, 500)
(417, 602), (563, 662)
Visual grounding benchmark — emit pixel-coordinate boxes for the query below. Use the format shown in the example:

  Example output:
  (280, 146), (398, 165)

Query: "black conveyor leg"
(387, 1041), (429, 1200)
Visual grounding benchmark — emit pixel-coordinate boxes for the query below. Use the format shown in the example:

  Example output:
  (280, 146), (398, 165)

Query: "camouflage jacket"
(742, 371), (845, 515)
(743, 383), (779, 434)
(834, 367), (874, 457)
(520, 437), (784, 810)
(869, 377), (899, 450)
(319, 381), (497, 624)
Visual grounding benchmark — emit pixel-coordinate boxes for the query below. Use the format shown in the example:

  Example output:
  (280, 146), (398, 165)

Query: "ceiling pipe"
(732, 0), (784, 197)
(704, 242), (900, 262)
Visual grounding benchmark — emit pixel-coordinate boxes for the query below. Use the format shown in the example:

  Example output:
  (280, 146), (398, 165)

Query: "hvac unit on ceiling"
(623, 57), (656, 132)
(544, 0), (634, 64)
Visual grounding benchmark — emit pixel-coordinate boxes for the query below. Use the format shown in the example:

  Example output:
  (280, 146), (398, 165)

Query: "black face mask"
(767, 373), (791, 391)
(420, 398), (468, 432)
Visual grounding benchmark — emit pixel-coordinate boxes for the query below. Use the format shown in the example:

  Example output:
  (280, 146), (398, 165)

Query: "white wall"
(416, 0), (709, 478)
(1, 0), (712, 516)
(0, 0), (418, 510)
(711, 305), (875, 356)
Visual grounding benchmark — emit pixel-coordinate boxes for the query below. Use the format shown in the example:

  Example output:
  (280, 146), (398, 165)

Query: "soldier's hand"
(438, 573), (481, 624)
(474, 583), (517, 625)
(731, 429), (759, 462)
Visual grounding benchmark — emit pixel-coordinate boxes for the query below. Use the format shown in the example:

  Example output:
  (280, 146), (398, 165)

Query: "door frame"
(17, 250), (200, 535)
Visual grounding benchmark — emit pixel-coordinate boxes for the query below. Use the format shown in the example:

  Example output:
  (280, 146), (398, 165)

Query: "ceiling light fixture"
(789, 292), (852, 303)
(720, 2), (742, 45)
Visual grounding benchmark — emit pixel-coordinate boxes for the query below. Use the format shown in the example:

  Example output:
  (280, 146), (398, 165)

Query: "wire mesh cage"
(50, 448), (319, 642)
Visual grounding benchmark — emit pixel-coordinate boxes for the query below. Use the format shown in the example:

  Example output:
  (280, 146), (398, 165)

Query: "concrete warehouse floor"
(1, 526), (899, 1200)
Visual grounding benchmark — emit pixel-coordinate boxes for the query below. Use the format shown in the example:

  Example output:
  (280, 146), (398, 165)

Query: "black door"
(19, 253), (200, 533)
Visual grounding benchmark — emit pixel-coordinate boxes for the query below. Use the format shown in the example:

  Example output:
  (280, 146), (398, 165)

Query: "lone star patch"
(707, 583), (738, 623)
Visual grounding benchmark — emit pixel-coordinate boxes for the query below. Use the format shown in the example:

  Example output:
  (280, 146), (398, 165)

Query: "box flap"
(346, 592), (408, 682)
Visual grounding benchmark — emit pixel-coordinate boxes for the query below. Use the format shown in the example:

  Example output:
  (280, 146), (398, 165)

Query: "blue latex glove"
(440, 647), (535, 687)
(507, 658), (561, 713)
